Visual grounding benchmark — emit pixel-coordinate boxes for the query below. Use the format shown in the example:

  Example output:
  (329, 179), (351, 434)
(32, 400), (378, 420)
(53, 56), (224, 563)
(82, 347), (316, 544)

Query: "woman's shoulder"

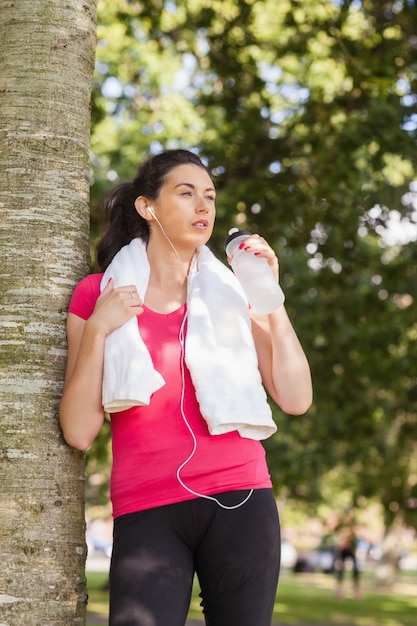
(68, 273), (104, 320)
(76, 272), (103, 290)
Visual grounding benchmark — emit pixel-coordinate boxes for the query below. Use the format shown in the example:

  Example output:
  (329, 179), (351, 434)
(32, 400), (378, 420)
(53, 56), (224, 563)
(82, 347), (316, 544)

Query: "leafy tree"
(0, 0), (97, 622)
(87, 0), (417, 540)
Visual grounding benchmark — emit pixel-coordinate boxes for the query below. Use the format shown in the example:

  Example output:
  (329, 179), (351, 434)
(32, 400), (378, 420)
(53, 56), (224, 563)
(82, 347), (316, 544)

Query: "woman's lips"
(192, 220), (209, 229)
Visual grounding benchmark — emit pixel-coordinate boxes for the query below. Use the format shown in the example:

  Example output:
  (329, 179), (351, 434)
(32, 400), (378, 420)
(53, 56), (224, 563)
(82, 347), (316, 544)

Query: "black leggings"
(334, 548), (360, 585)
(109, 489), (281, 626)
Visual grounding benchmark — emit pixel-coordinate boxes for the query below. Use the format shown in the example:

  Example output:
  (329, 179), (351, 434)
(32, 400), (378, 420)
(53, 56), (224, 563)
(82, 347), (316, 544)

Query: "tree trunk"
(0, 1), (97, 624)
(375, 528), (402, 588)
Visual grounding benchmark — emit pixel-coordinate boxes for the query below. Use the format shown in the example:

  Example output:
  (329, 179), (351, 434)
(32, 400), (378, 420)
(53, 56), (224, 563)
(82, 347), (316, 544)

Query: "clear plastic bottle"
(224, 229), (285, 315)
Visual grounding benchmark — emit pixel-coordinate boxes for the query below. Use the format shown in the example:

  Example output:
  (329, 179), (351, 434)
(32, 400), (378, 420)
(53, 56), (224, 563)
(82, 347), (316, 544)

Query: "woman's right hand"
(88, 277), (144, 336)
(60, 277), (144, 450)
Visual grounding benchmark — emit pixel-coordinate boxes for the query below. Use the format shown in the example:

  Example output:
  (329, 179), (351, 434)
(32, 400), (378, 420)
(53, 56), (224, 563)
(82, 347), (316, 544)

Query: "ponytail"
(96, 183), (149, 271)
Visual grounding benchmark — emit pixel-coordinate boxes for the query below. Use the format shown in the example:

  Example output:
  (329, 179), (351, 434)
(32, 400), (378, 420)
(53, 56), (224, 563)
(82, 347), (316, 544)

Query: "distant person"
(59, 149), (313, 625)
(334, 526), (361, 599)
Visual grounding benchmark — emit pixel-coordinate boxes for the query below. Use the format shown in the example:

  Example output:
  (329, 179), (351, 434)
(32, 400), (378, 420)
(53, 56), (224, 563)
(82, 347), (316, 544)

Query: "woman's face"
(151, 163), (216, 249)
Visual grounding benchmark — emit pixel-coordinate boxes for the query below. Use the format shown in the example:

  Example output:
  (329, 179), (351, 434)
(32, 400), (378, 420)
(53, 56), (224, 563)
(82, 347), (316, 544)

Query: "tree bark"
(0, 1), (97, 624)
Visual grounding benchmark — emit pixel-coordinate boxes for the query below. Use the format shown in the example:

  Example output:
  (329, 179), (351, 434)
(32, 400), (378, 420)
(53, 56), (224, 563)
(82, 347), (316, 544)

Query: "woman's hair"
(96, 149), (210, 271)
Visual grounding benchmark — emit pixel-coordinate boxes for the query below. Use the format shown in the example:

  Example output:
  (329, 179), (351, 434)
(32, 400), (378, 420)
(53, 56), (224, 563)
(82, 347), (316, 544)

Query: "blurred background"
(85, 0), (417, 592)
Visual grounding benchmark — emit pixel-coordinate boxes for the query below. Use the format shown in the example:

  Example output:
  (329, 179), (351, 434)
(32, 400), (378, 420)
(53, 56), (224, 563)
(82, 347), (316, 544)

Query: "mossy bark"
(0, 1), (98, 623)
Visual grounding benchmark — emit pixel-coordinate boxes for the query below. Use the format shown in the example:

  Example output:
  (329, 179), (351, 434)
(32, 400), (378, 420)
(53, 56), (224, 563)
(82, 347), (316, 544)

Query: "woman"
(60, 148), (312, 626)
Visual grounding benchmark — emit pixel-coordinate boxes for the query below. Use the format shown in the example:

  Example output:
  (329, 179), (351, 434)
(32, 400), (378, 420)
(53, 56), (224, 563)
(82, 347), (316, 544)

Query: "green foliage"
(88, 0), (417, 532)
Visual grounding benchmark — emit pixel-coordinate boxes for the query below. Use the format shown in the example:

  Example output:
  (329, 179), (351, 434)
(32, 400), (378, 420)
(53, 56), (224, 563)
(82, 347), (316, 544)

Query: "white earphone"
(145, 204), (184, 267)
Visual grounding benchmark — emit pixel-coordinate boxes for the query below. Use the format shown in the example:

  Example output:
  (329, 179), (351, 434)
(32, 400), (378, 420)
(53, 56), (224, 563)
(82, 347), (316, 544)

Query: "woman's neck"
(143, 238), (195, 313)
(146, 237), (193, 286)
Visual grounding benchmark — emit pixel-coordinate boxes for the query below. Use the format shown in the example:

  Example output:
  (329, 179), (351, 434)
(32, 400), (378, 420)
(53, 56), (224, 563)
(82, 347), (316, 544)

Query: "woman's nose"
(196, 196), (210, 212)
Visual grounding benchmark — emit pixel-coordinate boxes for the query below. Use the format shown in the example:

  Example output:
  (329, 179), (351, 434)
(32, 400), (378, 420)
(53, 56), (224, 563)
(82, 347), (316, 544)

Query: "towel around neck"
(100, 238), (277, 441)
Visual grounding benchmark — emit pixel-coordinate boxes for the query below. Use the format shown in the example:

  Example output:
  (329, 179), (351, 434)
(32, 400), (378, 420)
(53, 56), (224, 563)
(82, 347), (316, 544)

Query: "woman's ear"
(135, 196), (152, 221)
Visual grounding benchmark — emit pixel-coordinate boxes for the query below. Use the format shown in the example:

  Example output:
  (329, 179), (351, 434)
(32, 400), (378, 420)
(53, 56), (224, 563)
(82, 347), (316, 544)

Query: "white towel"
(185, 246), (276, 439)
(100, 238), (277, 440)
(100, 239), (165, 412)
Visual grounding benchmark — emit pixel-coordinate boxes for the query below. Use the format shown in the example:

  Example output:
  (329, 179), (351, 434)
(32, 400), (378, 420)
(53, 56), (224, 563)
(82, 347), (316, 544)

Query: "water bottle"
(224, 229), (285, 315)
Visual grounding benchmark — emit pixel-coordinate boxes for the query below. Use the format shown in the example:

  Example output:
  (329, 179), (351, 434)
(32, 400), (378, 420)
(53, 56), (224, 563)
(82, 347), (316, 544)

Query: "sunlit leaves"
(88, 0), (417, 530)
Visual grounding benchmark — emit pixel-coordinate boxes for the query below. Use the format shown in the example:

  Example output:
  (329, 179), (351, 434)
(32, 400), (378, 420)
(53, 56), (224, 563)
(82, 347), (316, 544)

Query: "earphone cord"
(150, 211), (185, 268)
(176, 313), (253, 511)
(150, 210), (253, 509)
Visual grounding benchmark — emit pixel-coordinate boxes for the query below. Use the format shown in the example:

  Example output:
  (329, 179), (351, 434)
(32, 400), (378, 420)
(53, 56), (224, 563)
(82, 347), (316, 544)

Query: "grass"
(86, 572), (109, 622)
(86, 569), (417, 626)
(271, 571), (417, 625)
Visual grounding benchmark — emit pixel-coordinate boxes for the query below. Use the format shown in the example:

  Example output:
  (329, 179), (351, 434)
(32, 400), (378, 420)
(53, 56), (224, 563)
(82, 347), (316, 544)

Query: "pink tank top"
(69, 274), (272, 518)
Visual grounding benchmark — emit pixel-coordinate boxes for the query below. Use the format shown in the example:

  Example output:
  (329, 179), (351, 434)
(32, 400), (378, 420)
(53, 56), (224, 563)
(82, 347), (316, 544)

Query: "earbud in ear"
(147, 206), (155, 216)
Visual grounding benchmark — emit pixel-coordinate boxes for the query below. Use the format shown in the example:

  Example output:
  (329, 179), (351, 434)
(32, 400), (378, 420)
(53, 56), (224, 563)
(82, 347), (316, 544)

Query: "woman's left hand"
(229, 234), (279, 281)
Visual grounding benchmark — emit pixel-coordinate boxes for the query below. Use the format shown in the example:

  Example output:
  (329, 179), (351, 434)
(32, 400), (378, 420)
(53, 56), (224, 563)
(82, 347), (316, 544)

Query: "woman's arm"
(251, 306), (313, 414)
(59, 279), (143, 450)
(228, 233), (312, 414)
(59, 313), (107, 450)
